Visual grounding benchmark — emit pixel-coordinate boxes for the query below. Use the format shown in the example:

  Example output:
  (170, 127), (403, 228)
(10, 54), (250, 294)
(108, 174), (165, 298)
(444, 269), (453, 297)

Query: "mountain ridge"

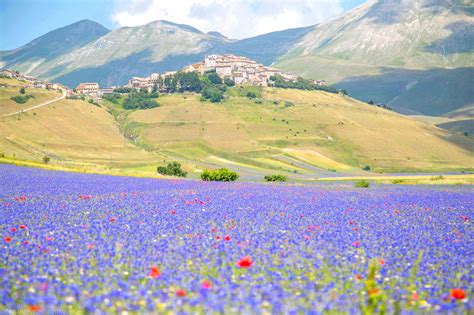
(1, 0), (473, 116)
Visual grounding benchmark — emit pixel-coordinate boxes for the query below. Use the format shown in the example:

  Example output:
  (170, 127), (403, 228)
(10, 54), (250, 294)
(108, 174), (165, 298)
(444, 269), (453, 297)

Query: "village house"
(76, 82), (100, 96)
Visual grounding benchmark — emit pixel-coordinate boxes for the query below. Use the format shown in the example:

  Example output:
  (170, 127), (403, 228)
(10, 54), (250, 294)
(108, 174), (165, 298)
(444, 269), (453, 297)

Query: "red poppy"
(379, 258), (385, 265)
(4, 237), (11, 243)
(10, 227), (17, 232)
(201, 280), (212, 289)
(176, 288), (187, 297)
(224, 235), (231, 241)
(237, 256), (253, 268)
(211, 227), (217, 233)
(149, 266), (161, 278)
(352, 241), (360, 247)
(355, 274), (363, 280)
(23, 241), (29, 245)
(216, 236), (221, 240)
(19, 225), (26, 229)
(170, 210), (177, 215)
(27, 305), (42, 312)
(450, 288), (466, 300)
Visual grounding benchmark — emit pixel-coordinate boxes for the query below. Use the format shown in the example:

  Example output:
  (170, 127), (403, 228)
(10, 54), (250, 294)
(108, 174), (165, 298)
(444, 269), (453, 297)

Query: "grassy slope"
(1, 78), (473, 180)
(0, 80), (158, 175)
(0, 78), (60, 115)
(123, 87), (474, 175)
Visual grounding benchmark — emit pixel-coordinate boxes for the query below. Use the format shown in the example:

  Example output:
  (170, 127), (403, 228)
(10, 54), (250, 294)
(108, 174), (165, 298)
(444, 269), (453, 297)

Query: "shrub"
(246, 91), (257, 99)
(201, 168), (239, 182)
(201, 86), (224, 103)
(362, 165), (371, 171)
(264, 174), (287, 182)
(224, 78), (235, 87)
(354, 180), (370, 188)
(157, 162), (187, 177)
(10, 94), (34, 104)
(392, 179), (405, 184)
(123, 95), (160, 110)
(19, 87), (26, 94)
(113, 87), (132, 94)
(42, 156), (50, 164)
(103, 93), (121, 104)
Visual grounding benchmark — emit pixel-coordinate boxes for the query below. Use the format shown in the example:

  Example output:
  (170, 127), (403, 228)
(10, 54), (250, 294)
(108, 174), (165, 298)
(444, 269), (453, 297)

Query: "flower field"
(0, 165), (472, 314)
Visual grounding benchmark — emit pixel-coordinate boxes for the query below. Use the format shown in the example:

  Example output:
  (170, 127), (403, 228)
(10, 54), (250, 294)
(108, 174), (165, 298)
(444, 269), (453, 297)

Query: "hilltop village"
(1, 55), (326, 98)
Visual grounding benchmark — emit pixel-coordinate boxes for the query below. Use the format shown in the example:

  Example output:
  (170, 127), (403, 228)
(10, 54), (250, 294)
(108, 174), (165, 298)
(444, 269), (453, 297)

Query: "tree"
(42, 156), (50, 164)
(157, 161), (187, 177)
(224, 78), (235, 87)
(19, 87), (26, 94)
(206, 72), (223, 85)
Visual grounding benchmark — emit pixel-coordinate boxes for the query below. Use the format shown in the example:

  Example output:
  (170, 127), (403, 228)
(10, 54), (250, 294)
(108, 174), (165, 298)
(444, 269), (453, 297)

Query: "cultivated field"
(0, 165), (472, 313)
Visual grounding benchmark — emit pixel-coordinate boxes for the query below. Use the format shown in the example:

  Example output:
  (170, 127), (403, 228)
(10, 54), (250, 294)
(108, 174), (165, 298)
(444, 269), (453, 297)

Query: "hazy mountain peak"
(207, 31), (228, 39)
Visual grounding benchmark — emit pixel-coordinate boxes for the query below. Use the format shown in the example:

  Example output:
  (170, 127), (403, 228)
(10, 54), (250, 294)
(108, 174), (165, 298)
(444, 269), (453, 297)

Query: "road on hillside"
(0, 90), (66, 118)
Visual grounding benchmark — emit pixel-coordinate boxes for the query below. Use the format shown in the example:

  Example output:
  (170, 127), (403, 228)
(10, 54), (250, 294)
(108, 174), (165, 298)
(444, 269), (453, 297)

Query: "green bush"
(246, 91), (257, 99)
(201, 168), (239, 182)
(224, 78), (235, 87)
(42, 156), (50, 164)
(10, 94), (34, 104)
(19, 87), (26, 94)
(354, 180), (370, 188)
(362, 165), (371, 171)
(201, 86), (224, 103)
(264, 174), (287, 182)
(103, 93), (122, 104)
(113, 87), (132, 94)
(123, 95), (160, 110)
(157, 161), (187, 177)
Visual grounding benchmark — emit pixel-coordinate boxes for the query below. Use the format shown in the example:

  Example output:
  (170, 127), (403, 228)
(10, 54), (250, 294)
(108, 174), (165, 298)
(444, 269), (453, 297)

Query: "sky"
(0, 0), (366, 50)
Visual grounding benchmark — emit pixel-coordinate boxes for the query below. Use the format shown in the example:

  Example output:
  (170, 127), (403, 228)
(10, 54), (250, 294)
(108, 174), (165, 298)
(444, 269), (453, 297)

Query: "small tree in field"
(43, 156), (50, 164)
(19, 87), (26, 94)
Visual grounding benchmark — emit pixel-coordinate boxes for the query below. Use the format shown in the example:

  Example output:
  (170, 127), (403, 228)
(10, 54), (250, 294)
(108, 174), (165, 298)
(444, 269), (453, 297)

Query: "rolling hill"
(1, 78), (472, 180)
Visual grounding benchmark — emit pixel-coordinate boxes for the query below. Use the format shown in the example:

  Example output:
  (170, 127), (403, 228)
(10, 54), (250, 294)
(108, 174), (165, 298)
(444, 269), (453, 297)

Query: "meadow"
(0, 164), (472, 313)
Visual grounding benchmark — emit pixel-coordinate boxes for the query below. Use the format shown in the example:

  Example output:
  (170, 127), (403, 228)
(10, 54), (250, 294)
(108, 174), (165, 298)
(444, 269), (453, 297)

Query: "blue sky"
(0, 0), (366, 50)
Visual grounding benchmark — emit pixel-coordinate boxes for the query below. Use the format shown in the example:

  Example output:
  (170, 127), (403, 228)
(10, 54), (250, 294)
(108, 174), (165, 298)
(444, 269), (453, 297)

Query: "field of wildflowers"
(0, 165), (472, 314)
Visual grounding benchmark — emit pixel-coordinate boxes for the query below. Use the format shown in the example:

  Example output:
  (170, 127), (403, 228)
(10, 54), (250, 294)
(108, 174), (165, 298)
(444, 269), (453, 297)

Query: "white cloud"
(112, 0), (344, 39)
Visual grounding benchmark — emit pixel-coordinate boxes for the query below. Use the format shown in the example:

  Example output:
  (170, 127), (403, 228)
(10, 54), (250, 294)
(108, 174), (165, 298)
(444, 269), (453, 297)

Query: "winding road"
(1, 90), (66, 118)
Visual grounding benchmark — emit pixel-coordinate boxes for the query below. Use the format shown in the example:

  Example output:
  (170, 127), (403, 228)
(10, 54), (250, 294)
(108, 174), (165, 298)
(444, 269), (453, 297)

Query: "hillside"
(275, 0), (474, 116)
(2, 77), (471, 179)
(0, 78), (62, 115)
(0, 79), (157, 174)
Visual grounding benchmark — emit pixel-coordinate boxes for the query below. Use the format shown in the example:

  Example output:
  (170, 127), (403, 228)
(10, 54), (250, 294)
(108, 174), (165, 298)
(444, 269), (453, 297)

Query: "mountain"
(207, 31), (228, 39)
(0, 20), (110, 75)
(38, 20), (227, 87)
(0, 20), (313, 88)
(275, 0), (474, 116)
(1, 0), (473, 116)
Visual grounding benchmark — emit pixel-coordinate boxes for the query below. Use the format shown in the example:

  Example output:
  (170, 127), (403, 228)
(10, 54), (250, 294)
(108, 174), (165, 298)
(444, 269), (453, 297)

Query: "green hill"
(1, 78), (472, 179)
